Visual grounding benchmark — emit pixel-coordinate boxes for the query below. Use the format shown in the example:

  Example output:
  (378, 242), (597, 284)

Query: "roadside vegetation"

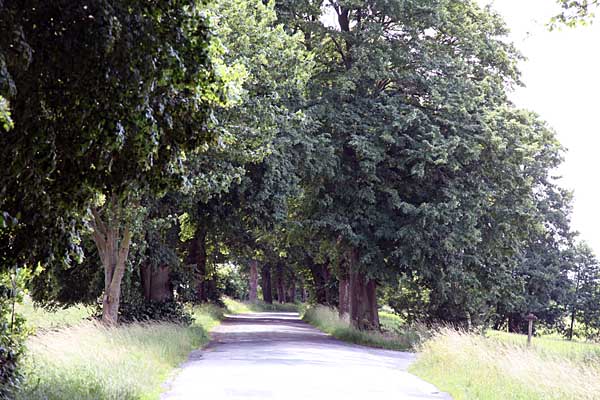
(411, 328), (600, 400)
(15, 296), (94, 332)
(15, 303), (224, 400)
(302, 305), (425, 351)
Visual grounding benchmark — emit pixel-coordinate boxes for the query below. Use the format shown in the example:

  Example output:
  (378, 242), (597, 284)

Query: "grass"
(489, 330), (600, 363)
(222, 297), (299, 314)
(16, 303), (224, 400)
(15, 296), (95, 331)
(301, 305), (424, 350)
(411, 328), (600, 400)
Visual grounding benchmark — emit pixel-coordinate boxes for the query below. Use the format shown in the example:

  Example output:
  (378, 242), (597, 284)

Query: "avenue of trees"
(1, 0), (600, 394)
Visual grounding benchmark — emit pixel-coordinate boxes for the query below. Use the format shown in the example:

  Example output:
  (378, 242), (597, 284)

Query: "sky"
(479, 0), (600, 256)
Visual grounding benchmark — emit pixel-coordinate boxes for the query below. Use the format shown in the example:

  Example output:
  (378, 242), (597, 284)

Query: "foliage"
(215, 264), (249, 300)
(551, 0), (600, 28)
(0, 267), (30, 398)
(117, 300), (194, 325)
(566, 243), (600, 339)
(275, 0), (574, 329)
(0, 96), (12, 131)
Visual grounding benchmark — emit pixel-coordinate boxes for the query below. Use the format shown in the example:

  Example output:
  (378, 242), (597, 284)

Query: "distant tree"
(177, 0), (314, 304)
(567, 243), (600, 339)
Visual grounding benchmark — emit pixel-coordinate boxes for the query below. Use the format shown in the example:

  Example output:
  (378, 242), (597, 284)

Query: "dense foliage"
(1, 0), (600, 394)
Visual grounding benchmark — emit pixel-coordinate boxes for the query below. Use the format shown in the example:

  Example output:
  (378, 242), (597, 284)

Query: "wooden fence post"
(526, 313), (537, 347)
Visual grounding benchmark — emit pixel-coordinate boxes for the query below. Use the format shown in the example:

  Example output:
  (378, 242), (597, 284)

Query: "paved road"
(161, 312), (451, 400)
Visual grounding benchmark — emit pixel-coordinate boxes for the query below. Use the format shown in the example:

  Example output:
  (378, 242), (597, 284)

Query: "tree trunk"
(309, 259), (328, 305)
(287, 276), (296, 303)
(346, 248), (379, 330)
(261, 263), (273, 304)
(249, 260), (258, 302)
(339, 278), (349, 318)
(90, 198), (132, 326)
(321, 263), (331, 304)
(338, 254), (349, 317)
(569, 272), (581, 340)
(187, 226), (208, 302)
(141, 264), (172, 302)
(276, 262), (285, 303)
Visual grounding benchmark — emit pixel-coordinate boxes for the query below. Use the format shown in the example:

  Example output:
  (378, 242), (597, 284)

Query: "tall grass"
(16, 304), (224, 400)
(16, 296), (94, 331)
(411, 328), (600, 400)
(302, 305), (424, 350)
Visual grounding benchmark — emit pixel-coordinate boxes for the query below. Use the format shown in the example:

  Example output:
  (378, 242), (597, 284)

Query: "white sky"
(480, 0), (600, 256)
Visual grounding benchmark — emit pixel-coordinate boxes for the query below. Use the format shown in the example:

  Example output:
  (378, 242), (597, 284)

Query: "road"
(161, 312), (451, 400)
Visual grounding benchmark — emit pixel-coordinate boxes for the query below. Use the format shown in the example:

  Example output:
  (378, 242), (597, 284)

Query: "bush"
(0, 269), (29, 398)
(117, 300), (194, 325)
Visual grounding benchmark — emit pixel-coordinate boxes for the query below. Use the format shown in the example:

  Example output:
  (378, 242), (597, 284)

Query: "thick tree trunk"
(287, 276), (296, 303)
(321, 263), (331, 304)
(261, 263), (273, 304)
(90, 200), (132, 326)
(339, 278), (349, 318)
(346, 249), (379, 330)
(249, 260), (258, 302)
(309, 260), (330, 305)
(276, 262), (285, 303)
(569, 274), (581, 340)
(141, 264), (172, 302)
(187, 227), (208, 302)
(338, 254), (349, 317)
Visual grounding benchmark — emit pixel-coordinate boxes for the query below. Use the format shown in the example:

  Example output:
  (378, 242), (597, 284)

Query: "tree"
(0, 1), (219, 324)
(176, 0), (314, 304)
(277, 0), (572, 330)
(566, 243), (600, 339)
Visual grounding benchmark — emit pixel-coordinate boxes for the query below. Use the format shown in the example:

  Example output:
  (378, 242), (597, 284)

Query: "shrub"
(0, 269), (29, 398)
(117, 300), (194, 325)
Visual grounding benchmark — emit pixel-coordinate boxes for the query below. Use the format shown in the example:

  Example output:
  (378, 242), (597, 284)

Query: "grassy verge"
(16, 304), (224, 400)
(410, 328), (600, 400)
(16, 296), (95, 331)
(301, 305), (424, 350)
(222, 297), (299, 313)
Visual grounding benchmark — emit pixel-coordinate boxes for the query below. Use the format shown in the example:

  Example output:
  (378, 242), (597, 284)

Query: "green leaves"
(0, 96), (12, 132)
(550, 0), (600, 29)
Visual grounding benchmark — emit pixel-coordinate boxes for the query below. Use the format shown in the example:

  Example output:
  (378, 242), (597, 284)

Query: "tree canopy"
(2, 0), (600, 390)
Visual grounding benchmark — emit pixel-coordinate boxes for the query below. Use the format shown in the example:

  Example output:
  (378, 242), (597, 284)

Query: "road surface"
(161, 312), (451, 400)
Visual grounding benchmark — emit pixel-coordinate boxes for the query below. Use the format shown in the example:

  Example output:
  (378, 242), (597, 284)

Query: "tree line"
(1, 0), (599, 395)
